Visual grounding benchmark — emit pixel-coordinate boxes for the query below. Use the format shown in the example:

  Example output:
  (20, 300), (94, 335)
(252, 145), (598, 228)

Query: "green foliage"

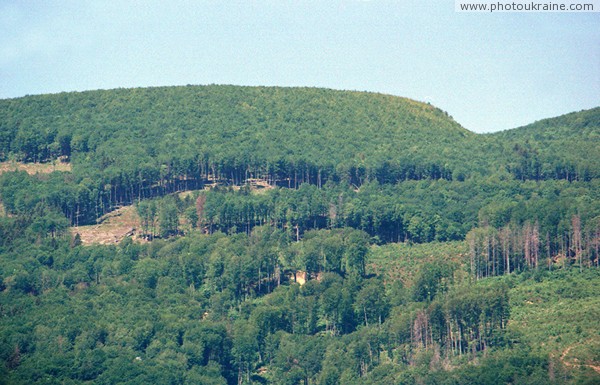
(355, 278), (389, 327)
(491, 107), (600, 181)
(508, 269), (600, 362)
(0, 87), (598, 256)
(0, 226), (598, 384)
(158, 196), (179, 238)
(412, 261), (455, 302)
(0, 86), (598, 383)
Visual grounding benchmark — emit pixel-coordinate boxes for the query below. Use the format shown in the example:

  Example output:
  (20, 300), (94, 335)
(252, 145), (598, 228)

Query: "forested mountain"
(489, 107), (600, 181)
(0, 86), (598, 384)
(0, 85), (475, 184)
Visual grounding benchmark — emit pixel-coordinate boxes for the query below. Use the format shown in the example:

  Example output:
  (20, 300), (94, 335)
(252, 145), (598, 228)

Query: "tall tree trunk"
(572, 215), (582, 272)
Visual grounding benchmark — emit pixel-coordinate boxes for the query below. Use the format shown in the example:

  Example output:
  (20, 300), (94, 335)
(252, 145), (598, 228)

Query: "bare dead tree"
(572, 215), (582, 272)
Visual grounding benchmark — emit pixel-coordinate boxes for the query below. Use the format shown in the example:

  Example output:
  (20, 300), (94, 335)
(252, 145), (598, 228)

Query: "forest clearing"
(71, 205), (142, 245)
(0, 159), (72, 175)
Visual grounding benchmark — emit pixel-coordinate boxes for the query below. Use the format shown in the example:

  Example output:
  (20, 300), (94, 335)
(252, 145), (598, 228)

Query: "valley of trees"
(0, 86), (598, 384)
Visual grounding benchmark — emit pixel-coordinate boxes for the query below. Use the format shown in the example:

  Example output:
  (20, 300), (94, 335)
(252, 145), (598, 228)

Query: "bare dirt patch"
(560, 345), (600, 375)
(245, 178), (274, 194)
(0, 159), (72, 175)
(72, 205), (144, 245)
(178, 190), (195, 199)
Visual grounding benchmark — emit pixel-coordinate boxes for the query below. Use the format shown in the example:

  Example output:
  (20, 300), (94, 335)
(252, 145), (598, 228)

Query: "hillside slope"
(0, 86), (599, 384)
(0, 86), (480, 183)
(2, 86), (597, 185)
(489, 107), (600, 181)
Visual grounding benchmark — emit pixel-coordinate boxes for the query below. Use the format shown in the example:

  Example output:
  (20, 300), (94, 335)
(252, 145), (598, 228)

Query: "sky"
(0, 1), (598, 133)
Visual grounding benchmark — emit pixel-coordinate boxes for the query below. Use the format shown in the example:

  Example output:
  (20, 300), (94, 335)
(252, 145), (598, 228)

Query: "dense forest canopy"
(0, 85), (474, 180)
(489, 107), (600, 182)
(0, 86), (598, 384)
(1, 86), (596, 185)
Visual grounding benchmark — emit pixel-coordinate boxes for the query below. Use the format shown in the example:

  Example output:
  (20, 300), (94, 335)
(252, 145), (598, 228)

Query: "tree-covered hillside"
(2, 86), (597, 186)
(0, 85), (597, 229)
(0, 85), (477, 186)
(0, 86), (598, 384)
(490, 107), (600, 181)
